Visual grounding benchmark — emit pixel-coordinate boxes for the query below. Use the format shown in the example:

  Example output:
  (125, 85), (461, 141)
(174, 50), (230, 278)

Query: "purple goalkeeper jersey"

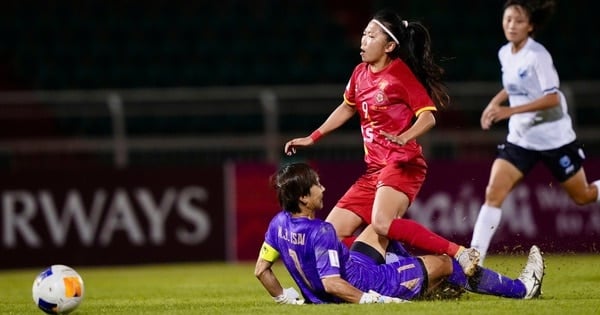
(264, 211), (349, 303)
(263, 211), (425, 303)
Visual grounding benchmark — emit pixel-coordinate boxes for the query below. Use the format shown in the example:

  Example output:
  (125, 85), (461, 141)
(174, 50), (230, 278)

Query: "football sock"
(447, 259), (526, 299)
(387, 218), (460, 256)
(470, 205), (502, 264)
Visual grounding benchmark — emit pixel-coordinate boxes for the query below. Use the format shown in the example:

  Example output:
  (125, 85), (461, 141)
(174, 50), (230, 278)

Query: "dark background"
(0, 0), (597, 91)
(1, 1), (598, 267)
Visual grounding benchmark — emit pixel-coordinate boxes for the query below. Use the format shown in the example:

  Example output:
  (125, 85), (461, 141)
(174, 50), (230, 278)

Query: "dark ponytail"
(373, 10), (449, 108)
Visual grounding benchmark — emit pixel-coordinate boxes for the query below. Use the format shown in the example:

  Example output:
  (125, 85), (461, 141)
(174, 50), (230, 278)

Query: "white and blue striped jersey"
(499, 37), (575, 150)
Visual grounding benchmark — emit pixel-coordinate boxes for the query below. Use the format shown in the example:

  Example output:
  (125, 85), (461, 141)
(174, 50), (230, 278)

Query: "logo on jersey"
(378, 79), (389, 90)
(328, 250), (340, 268)
(506, 84), (528, 97)
(518, 67), (528, 78)
(374, 80), (389, 103)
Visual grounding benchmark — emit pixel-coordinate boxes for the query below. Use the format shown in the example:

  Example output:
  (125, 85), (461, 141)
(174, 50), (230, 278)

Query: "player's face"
(306, 181), (325, 211)
(502, 5), (533, 47)
(360, 21), (395, 65)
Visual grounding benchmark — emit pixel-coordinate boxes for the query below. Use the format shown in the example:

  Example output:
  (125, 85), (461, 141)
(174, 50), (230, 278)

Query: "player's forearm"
(257, 271), (284, 297)
(255, 259), (283, 297)
(510, 93), (560, 114)
(398, 110), (436, 143)
(490, 89), (508, 106)
(315, 102), (355, 135)
(322, 276), (364, 303)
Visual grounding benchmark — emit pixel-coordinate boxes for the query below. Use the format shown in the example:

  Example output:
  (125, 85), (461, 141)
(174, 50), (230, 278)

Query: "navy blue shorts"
(496, 141), (585, 182)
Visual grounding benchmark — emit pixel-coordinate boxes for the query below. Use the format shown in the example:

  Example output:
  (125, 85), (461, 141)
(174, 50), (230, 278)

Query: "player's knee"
(370, 218), (390, 236)
(421, 255), (452, 280)
(485, 185), (508, 206)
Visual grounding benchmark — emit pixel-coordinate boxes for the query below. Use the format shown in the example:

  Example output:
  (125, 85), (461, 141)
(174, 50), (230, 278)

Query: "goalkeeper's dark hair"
(372, 9), (449, 109)
(503, 0), (556, 35)
(270, 163), (319, 214)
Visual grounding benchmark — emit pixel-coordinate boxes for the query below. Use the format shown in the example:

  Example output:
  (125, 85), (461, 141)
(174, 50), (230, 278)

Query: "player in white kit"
(470, 0), (600, 265)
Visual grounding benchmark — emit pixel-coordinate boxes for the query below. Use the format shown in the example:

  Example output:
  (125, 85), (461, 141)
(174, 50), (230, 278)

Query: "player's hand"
(380, 131), (407, 146)
(360, 290), (409, 304)
(274, 287), (305, 305)
(481, 104), (496, 130)
(284, 137), (314, 156)
(482, 105), (513, 130)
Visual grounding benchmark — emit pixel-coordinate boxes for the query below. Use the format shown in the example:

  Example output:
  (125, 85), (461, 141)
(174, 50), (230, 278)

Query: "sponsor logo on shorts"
(559, 155), (571, 168)
(560, 155), (574, 174)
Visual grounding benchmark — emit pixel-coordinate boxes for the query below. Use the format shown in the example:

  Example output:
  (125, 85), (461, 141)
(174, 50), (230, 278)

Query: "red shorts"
(335, 157), (427, 223)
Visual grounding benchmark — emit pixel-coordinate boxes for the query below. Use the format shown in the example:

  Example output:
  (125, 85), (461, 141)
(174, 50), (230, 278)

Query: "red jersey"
(343, 59), (437, 169)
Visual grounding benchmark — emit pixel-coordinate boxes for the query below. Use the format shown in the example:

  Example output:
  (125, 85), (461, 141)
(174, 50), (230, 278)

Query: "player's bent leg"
(472, 158), (522, 264)
(354, 225), (389, 256)
(418, 255), (453, 294)
(470, 205), (501, 265)
(325, 207), (364, 239)
(371, 186), (409, 236)
(484, 159), (523, 206)
(388, 218), (460, 256)
(445, 255), (534, 299)
(561, 169), (600, 205)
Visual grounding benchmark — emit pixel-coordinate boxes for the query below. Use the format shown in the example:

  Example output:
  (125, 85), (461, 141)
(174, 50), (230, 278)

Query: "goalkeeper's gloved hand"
(274, 287), (305, 305)
(359, 290), (410, 304)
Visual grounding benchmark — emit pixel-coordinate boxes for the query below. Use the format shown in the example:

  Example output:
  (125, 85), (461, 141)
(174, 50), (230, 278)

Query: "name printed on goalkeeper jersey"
(277, 226), (306, 245)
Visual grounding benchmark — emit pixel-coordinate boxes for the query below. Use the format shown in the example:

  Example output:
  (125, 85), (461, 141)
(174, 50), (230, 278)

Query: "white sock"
(470, 205), (502, 265)
(593, 180), (600, 203)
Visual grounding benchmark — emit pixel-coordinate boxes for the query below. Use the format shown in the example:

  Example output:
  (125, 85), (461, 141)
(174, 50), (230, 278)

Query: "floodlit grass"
(1, 253), (599, 315)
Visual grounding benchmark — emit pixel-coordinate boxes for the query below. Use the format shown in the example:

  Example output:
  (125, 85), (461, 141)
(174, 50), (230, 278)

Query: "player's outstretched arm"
(322, 276), (405, 303)
(255, 257), (305, 304)
(284, 102), (355, 156)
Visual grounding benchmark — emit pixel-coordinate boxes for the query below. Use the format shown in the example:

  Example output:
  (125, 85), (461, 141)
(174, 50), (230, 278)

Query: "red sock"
(387, 218), (461, 256)
(341, 236), (357, 248)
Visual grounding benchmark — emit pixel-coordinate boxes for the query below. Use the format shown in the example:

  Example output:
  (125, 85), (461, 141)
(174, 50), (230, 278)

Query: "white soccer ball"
(32, 264), (85, 314)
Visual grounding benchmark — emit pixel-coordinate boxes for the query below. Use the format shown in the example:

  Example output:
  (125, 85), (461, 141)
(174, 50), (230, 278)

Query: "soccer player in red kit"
(284, 9), (480, 275)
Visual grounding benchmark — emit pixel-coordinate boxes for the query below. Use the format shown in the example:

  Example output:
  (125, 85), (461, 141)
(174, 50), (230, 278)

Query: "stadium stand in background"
(0, 1), (598, 170)
(0, 1), (597, 90)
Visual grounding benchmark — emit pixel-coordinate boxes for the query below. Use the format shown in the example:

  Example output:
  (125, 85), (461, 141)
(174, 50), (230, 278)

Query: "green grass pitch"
(1, 253), (599, 315)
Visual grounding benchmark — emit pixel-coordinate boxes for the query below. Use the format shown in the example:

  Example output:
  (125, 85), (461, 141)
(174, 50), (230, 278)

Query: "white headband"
(372, 19), (402, 44)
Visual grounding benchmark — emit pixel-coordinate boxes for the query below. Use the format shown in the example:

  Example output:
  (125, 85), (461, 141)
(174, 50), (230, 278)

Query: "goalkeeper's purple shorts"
(345, 250), (426, 300)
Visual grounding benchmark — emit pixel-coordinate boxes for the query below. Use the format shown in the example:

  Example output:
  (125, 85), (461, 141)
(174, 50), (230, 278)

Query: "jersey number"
(288, 249), (313, 290)
(360, 101), (374, 142)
